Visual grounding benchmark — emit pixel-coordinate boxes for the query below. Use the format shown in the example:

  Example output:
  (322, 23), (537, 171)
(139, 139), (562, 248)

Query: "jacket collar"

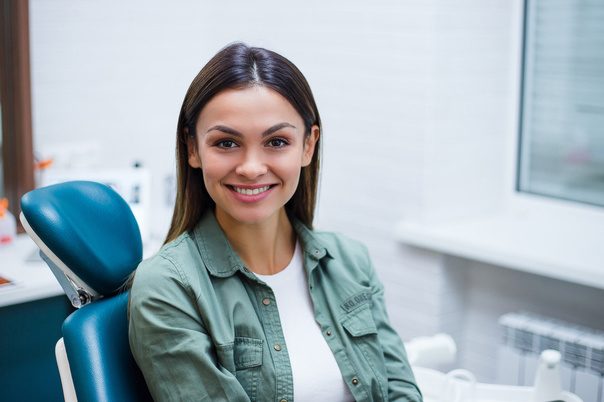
(192, 210), (329, 278)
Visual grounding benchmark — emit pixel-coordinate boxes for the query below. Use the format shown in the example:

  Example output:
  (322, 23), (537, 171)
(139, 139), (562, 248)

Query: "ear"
(186, 132), (202, 169)
(302, 125), (320, 167)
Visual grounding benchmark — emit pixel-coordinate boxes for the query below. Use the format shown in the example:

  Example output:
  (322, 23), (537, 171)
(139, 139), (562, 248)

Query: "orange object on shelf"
(35, 158), (54, 171)
(0, 198), (8, 218)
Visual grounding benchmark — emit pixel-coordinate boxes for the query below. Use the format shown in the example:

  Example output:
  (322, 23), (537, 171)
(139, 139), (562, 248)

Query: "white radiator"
(497, 312), (604, 402)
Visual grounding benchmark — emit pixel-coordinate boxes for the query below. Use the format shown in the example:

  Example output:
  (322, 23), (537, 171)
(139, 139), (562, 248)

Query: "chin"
(222, 208), (281, 226)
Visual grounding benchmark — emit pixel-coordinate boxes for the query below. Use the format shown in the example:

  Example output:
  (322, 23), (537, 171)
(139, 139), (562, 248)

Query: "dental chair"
(20, 181), (152, 402)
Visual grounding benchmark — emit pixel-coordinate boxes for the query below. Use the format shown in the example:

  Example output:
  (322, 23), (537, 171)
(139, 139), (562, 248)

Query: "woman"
(128, 42), (422, 402)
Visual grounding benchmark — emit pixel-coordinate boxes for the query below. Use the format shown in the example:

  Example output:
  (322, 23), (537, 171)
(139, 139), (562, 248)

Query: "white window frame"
(504, 0), (604, 221)
(396, 0), (604, 290)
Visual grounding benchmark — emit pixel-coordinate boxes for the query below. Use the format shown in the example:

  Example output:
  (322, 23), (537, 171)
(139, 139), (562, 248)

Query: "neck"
(215, 208), (296, 275)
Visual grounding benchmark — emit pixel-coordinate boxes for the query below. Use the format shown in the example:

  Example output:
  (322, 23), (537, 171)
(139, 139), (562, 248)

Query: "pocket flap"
(341, 306), (378, 337)
(234, 336), (263, 369)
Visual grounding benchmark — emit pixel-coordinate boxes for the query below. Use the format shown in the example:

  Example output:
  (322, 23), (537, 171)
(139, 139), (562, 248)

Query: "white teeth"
(234, 185), (270, 195)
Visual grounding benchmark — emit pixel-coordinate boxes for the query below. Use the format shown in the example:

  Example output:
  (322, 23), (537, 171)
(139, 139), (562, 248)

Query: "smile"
(227, 184), (275, 203)
(230, 185), (273, 195)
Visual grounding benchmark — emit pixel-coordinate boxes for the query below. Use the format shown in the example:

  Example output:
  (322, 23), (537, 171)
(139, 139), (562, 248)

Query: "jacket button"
(352, 377), (359, 385)
(326, 330), (332, 336)
(280, 399), (288, 402)
(262, 298), (271, 306)
(273, 344), (282, 351)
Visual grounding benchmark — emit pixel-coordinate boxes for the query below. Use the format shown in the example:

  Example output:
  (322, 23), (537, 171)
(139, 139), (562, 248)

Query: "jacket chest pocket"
(341, 306), (388, 401)
(216, 336), (263, 373)
(216, 337), (263, 401)
(341, 305), (378, 337)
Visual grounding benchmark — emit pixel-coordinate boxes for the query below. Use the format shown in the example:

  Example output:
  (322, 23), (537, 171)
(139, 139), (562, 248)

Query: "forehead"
(196, 86), (303, 131)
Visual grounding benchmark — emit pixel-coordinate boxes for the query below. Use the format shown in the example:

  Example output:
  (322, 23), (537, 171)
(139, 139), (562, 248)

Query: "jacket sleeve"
(128, 255), (250, 402)
(362, 246), (423, 402)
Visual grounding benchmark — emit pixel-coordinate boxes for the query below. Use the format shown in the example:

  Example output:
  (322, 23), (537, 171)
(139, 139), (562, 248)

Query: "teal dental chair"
(20, 181), (152, 402)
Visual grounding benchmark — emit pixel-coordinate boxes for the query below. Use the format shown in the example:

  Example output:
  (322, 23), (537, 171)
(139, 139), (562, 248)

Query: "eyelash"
(214, 137), (289, 149)
(216, 139), (238, 149)
(267, 138), (289, 148)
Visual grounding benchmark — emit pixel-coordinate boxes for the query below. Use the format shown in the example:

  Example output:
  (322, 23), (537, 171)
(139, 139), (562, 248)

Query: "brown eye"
(267, 138), (288, 148)
(217, 140), (238, 149)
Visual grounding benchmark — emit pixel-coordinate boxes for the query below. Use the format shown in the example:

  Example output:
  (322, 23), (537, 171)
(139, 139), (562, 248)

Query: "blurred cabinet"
(0, 295), (73, 402)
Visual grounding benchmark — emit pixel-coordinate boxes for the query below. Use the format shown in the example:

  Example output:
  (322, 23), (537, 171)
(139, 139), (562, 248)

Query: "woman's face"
(188, 86), (319, 227)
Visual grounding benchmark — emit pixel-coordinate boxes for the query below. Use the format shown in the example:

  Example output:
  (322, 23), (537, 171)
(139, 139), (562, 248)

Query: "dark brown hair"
(165, 42), (322, 243)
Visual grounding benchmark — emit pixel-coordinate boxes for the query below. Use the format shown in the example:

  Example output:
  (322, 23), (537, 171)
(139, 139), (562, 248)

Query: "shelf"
(0, 235), (63, 308)
(395, 209), (604, 290)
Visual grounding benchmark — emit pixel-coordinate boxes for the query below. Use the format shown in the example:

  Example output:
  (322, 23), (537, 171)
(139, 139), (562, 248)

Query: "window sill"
(395, 200), (604, 290)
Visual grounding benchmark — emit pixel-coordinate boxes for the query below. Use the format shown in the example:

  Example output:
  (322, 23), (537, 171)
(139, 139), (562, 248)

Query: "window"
(518, 0), (604, 207)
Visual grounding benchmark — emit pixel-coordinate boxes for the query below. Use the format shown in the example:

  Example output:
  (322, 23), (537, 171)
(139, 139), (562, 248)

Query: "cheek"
(274, 158), (304, 188)
(199, 151), (227, 185)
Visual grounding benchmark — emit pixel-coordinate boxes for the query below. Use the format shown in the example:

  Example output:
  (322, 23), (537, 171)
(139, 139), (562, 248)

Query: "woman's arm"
(363, 246), (424, 402)
(128, 255), (250, 402)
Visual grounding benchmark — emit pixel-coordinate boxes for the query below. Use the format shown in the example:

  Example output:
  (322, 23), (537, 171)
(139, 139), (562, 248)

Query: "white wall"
(29, 0), (604, 383)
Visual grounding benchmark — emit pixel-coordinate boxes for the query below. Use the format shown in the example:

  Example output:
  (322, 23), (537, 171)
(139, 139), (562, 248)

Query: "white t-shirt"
(256, 241), (354, 402)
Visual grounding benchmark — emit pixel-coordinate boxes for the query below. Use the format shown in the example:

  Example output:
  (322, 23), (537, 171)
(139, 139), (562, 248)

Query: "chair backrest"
(20, 181), (152, 402)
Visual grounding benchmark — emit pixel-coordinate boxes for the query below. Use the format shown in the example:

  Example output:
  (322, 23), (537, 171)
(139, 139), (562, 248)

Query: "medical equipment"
(20, 181), (151, 401)
(533, 349), (563, 401)
(499, 311), (604, 401)
(39, 166), (152, 244)
(406, 333), (457, 368)
(406, 335), (583, 402)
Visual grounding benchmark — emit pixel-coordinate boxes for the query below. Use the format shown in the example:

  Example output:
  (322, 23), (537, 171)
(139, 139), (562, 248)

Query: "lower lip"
(228, 186), (274, 203)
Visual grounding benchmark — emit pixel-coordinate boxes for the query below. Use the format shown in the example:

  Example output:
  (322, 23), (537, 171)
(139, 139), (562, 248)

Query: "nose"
(235, 150), (268, 179)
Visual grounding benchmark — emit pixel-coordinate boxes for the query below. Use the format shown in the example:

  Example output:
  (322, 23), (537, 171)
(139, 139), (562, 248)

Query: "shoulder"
(311, 230), (373, 274)
(131, 232), (202, 295)
(294, 218), (368, 262)
(314, 230), (370, 258)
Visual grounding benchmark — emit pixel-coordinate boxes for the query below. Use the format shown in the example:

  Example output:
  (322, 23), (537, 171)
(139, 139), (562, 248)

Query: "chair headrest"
(21, 181), (142, 295)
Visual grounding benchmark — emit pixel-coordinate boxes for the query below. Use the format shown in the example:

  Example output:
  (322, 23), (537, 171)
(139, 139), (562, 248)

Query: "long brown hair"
(165, 42), (322, 244)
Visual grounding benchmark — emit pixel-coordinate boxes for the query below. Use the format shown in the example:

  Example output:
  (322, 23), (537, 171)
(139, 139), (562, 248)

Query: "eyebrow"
(205, 122), (297, 138)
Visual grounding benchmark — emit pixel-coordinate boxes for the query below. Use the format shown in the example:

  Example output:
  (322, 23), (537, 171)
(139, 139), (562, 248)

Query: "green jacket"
(128, 211), (422, 402)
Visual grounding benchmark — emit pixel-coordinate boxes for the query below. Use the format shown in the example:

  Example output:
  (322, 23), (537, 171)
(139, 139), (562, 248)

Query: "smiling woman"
(188, 86), (319, 239)
(127, 42), (422, 402)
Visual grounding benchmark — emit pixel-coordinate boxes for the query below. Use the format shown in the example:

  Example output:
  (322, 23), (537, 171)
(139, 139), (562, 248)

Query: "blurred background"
(1, 0), (603, 401)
